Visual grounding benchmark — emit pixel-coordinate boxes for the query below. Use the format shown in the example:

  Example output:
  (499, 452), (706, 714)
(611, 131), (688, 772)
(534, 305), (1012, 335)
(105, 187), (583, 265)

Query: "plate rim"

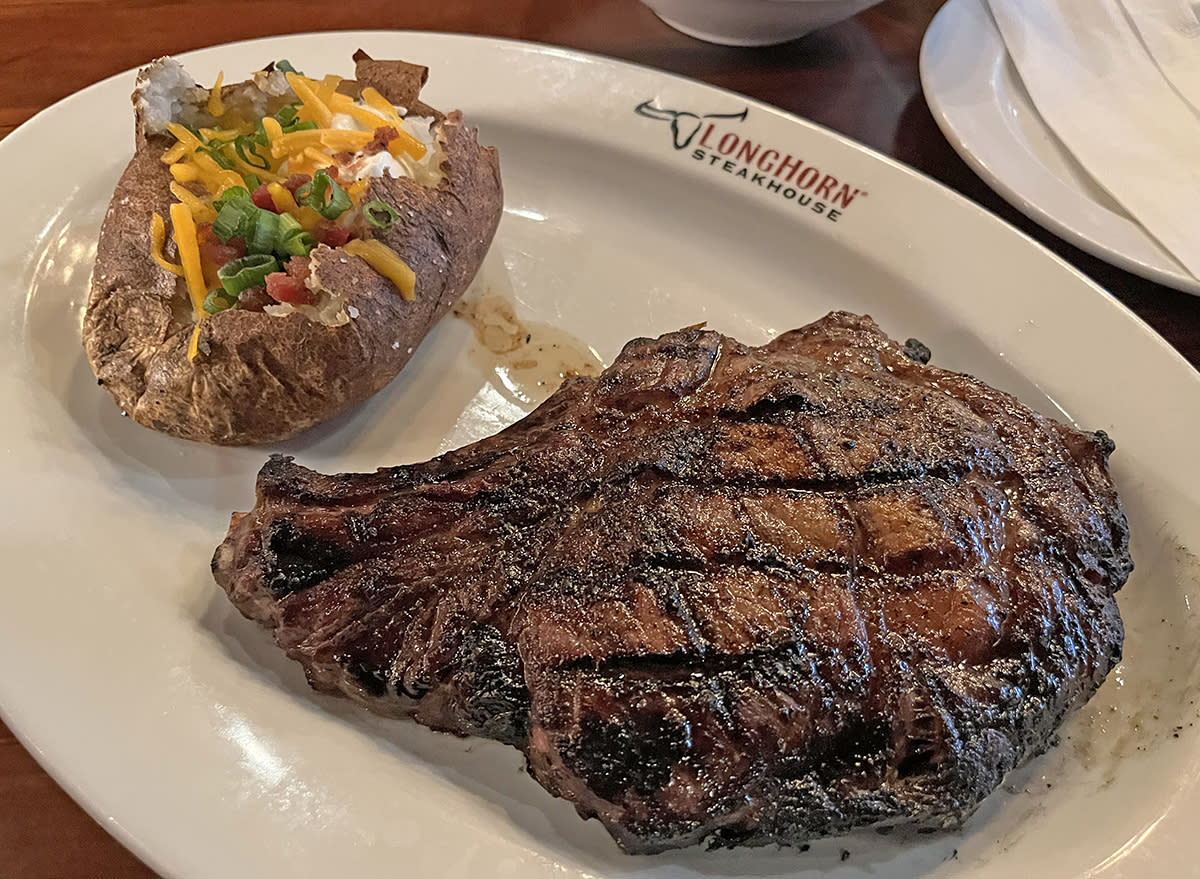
(918, 0), (1200, 296)
(3, 26), (1200, 879)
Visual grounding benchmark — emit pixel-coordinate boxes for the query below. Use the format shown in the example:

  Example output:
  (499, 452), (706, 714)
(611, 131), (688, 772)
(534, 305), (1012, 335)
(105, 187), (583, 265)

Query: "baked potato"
(84, 51), (503, 445)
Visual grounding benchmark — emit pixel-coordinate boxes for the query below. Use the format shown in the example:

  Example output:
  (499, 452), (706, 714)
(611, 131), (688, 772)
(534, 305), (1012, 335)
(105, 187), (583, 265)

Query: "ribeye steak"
(213, 311), (1132, 853)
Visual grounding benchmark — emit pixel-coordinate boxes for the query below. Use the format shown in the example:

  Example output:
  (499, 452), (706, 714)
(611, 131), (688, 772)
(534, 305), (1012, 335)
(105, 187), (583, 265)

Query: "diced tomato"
(252, 184), (280, 213)
(317, 224), (352, 248)
(265, 272), (315, 305)
(283, 173), (312, 194)
(197, 222), (245, 268)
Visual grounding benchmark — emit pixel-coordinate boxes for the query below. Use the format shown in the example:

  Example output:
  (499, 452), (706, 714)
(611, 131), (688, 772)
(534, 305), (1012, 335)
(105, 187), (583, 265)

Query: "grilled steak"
(213, 311), (1132, 853)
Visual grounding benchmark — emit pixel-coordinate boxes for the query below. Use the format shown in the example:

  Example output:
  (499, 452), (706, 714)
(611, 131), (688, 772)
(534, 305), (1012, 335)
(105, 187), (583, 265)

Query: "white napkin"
(1119, 0), (1200, 115)
(987, 0), (1200, 279)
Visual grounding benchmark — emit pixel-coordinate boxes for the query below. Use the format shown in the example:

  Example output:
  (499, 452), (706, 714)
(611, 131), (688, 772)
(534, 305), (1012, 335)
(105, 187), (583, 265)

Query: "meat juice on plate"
(452, 288), (604, 405)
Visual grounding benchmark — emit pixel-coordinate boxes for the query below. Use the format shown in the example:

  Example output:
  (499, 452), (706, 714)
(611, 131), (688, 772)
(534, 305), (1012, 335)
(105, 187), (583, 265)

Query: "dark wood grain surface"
(1, 0), (1195, 875)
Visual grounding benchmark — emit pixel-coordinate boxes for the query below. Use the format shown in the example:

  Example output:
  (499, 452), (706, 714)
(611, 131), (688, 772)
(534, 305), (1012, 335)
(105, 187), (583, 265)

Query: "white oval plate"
(919, 0), (1200, 296)
(3, 30), (1200, 879)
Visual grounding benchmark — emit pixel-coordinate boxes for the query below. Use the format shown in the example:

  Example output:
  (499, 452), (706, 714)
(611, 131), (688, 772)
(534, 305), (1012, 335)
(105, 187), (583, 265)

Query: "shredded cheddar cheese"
(187, 323), (204, 362)
(169, 182), (217, 223)
(161, 141), (189, 164)
(192, 152), (243, 194)
(152, 64), (439, 343)
(166, 123), (203, 152)
(170, 203), (207, 312)
(352, 88), (427, 159)
(286, 72), (334, 128)
(387, 128), (427, 161)
(266, 182), (300, 214)
(207, 71), (225, 118)
(228, 155), (281, 184)
(149, 213), (184, 276)
(296, 205), (326, 233)
(317, 74), (343, 101)
(327, 93), (393, 128)
(302, 145), (335, 168)
(344, 239), (416, 301)
(169, 163), (201, 184)
(199, 123), (252, 140)
(168, 203), (209, 361)
(169, 181), (199, 208)
(360, 88), (403, 126)
(216, 141), (280, 182)
(268, 128), (374, 158)
(265, 182), (323, 230)
(261, 115), (284, 144)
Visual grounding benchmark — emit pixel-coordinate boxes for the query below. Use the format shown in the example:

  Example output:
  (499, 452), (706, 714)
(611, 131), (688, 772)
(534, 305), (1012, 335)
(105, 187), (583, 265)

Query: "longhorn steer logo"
(634, 101), (749, 150)
(634, 99), (867, 224)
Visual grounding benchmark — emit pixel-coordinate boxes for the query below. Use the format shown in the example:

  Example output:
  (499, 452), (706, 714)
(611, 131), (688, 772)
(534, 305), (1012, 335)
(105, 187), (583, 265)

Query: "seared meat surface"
(213, 312), (1132, 853)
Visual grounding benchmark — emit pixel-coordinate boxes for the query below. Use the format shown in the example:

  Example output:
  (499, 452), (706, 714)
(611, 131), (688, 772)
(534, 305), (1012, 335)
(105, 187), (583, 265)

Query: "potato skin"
(83, 58), (503, 446)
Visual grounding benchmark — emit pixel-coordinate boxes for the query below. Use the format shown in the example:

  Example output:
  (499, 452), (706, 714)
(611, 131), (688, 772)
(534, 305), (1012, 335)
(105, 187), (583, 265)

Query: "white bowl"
(641, 0), (883, 46)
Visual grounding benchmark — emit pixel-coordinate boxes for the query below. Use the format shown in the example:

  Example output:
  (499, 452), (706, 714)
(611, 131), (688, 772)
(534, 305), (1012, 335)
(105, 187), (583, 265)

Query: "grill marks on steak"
(212, 311), (1131, 853)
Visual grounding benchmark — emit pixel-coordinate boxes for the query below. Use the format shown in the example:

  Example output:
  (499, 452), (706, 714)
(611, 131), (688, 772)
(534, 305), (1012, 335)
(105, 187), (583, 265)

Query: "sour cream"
(341, 150), (405, 181)
(324, 104), (441, 184)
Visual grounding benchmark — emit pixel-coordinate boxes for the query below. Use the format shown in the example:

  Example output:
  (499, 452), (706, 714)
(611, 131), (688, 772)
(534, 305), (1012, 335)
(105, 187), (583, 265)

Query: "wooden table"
(2, 0), (1196, 875)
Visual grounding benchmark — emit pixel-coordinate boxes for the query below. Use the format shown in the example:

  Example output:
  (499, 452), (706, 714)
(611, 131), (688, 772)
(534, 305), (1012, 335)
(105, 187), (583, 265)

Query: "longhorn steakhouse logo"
(634, 101), (867, 223)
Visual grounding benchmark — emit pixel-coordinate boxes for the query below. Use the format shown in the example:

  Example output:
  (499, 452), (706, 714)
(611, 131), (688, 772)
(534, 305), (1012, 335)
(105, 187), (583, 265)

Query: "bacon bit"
(317, 225), (352, 248)
(265, 271), (314, 305)
(324, 165), (341, 181)
(197, 222), (245, 267)
(366, 125), (399, 156)
(236, 286), (273, 312)
(252, 184), (280, 213)
(332, 151), (355, 165)
(283, 173), (313, 194)
(285, 256), (312, 283)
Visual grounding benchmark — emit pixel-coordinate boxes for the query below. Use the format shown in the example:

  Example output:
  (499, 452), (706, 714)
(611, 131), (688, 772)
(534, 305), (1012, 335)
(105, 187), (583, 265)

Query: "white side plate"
(2, 30), (1200, 879)
(920, 0), (1200, 296)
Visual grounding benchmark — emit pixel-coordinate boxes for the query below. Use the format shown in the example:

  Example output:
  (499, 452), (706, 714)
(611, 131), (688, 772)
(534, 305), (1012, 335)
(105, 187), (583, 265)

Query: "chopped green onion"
(217, 254), (280, 298)
(296, 169), (351, 220)
(264, 104), (313, 135)
(277, 213), (316, 257)
(277, 212), (303, 238)
(202, 289), (235, 314)
(246, 209), (280, 255)
(281, 232), (316, 257)
(243, 173), (262, 191)
(363, 199), (399, 230)
(200, 144), (235, 170)
(275, 60), (299, 75)
(213, 186), (250, 210)
(276, 104), (299, 126)
(233, 136), (270, 170)
(212, 197), (259, 243)
(273, 104), (316, 134)
(213, 194), (317, 257)
(247, 118), (270, 146)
